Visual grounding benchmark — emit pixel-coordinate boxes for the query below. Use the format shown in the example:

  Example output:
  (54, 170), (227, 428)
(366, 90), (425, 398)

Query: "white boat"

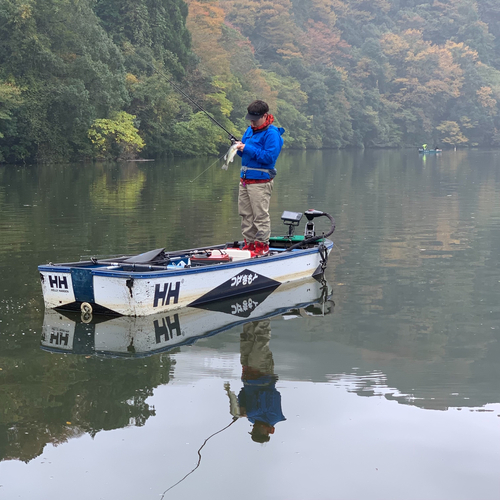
(38, 209), (335, 317)
(40, 276), (334, 357)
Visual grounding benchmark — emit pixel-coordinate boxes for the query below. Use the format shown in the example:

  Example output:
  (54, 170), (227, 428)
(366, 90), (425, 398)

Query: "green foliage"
(0, 81), (22, 141)
(0, 0), (193, 162)
(0, 0), (129, 162)
(171, 112), (231, 156)
(88, 111), (145, 159)
(93, 0), (198, 158)
(94, 0), (191, 77)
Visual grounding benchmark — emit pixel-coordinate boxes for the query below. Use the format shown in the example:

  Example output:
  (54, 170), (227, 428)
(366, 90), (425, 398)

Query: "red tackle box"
(190, 250), (232, 266)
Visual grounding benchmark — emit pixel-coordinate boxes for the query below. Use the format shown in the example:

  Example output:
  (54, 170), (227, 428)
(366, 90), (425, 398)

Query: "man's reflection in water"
(225, 320), (286, 443)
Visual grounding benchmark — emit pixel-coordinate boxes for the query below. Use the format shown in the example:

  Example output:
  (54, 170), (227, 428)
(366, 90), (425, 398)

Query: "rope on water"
(159, 417), (238, 498)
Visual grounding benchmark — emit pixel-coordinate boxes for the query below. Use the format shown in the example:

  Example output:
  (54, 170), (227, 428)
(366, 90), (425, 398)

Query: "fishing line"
(188, 151), (227, 183)
(143, 60), (239, 143)
(134, 60), (241, 178)
(332, 241), (342, 260)
(159, 418), (238, 498)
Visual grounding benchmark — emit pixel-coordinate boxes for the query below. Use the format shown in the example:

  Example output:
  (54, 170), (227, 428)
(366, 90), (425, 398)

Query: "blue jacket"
(238, 379), (286, 427)
(238, 125), (285, 181)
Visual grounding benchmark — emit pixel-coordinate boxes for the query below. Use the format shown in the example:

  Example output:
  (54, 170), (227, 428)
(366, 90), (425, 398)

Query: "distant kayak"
(419, 148), (442, 154)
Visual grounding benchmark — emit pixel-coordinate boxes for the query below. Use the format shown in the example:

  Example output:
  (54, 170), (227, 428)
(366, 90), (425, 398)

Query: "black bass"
(222, 143), (239, 170)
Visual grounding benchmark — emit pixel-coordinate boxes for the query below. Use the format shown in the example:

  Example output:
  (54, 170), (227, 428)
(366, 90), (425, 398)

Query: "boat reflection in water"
(41, 276), (333, 358)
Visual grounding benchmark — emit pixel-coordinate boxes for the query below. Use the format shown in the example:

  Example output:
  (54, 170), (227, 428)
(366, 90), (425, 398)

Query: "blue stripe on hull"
(70, 268), (95, 303)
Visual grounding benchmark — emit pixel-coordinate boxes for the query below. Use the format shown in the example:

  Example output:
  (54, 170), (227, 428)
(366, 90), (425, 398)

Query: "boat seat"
(123, 248), (166, 264)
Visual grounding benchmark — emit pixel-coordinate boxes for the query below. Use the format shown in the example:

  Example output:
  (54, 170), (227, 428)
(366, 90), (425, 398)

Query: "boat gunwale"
(38, 239), (334, 279)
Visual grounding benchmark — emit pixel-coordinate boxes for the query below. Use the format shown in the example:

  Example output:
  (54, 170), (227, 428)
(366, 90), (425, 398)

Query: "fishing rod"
(152, 64), (239, 143)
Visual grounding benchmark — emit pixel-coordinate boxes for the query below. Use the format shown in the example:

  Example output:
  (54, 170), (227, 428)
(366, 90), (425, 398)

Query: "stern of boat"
(39, 269), (76, 310)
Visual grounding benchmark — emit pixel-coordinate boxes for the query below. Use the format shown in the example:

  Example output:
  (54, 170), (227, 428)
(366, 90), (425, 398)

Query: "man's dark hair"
(250, 420), (272, 443)
(247, 100), (269, 116)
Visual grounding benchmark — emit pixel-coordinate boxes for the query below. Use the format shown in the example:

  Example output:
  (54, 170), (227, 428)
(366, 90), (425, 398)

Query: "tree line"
(1, 0), (500, 162)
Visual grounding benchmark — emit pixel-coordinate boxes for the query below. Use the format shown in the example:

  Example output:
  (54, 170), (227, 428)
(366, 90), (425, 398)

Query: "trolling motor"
(282, 209), (336, 251)
(281, 209), (335, 242)
(280, 209), (336, 273)
(303, 209), (325, 238)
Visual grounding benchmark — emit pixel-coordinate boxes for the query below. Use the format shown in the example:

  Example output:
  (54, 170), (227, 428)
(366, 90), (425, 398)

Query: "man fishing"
(235, 100), (285, 256)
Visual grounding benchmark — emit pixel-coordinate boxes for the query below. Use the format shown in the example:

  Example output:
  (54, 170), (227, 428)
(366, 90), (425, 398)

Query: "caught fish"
(222, 143), (239, 170)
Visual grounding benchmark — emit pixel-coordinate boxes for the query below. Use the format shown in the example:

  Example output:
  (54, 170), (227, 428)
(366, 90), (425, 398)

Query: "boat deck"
(39, 237), (322, 274)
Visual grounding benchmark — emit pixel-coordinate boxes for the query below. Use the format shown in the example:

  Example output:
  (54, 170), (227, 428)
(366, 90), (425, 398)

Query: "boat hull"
(40, 277), (333, 357)
(39, 240), (333, 316)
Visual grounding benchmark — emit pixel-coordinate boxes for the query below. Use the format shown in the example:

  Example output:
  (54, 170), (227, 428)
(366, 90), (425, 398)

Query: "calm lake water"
(1, 149), (500, 499)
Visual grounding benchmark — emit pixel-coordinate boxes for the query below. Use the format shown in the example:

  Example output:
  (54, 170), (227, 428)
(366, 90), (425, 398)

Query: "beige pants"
(238, 180), (273, 243)
(240, 320), (274, 376)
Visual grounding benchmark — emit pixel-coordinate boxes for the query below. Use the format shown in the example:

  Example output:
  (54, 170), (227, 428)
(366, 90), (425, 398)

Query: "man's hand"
(235, 141), (245, 151)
